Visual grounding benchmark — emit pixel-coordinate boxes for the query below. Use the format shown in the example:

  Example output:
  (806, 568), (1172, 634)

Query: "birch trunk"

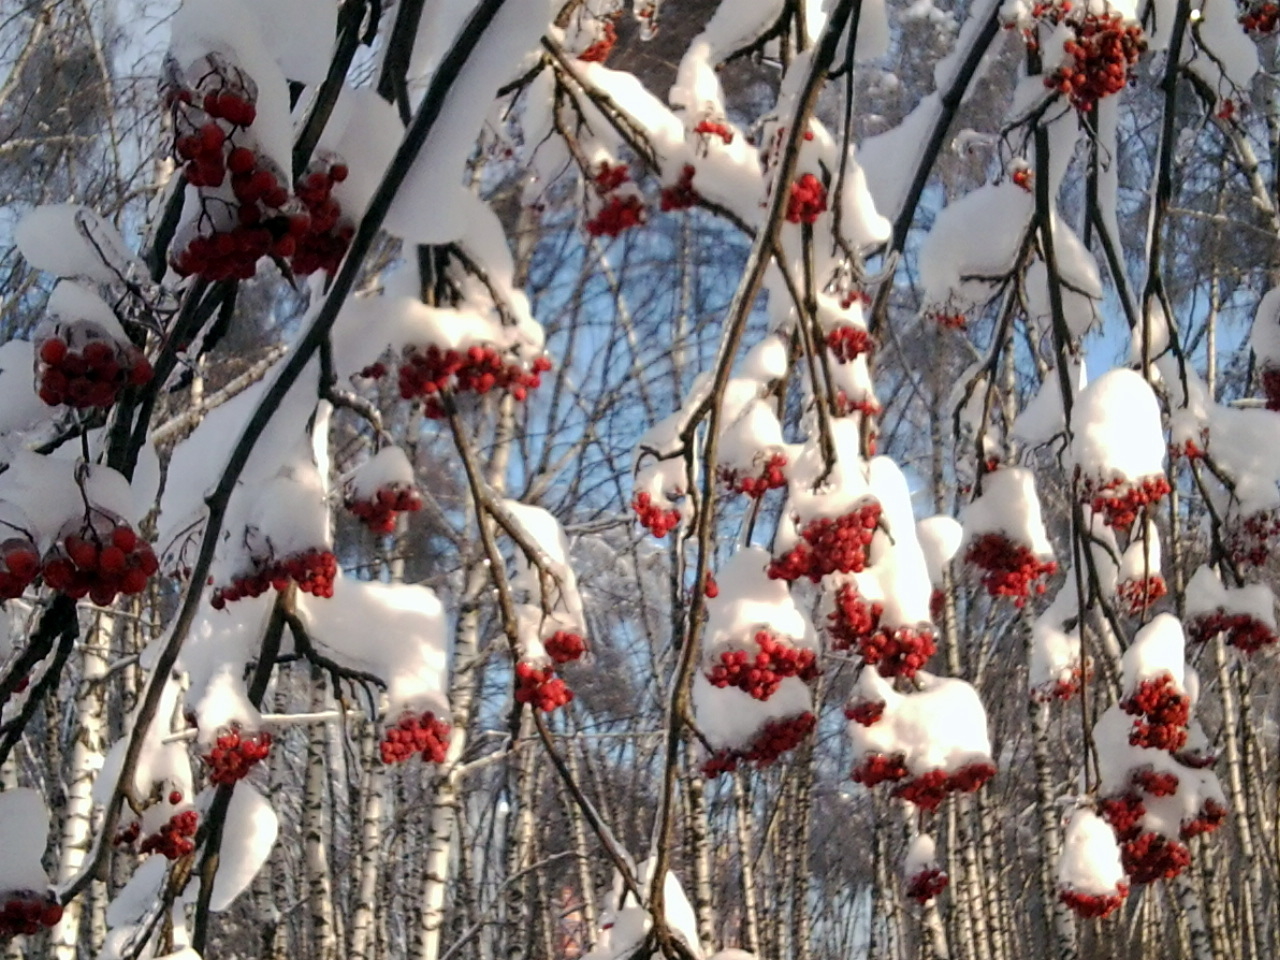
(349, 718), (387, 960)
(1029, 698), (1076, 960)
(683, 739), (715, 953)
(304, 672), (338, 960)
(733, 771), (761, 955)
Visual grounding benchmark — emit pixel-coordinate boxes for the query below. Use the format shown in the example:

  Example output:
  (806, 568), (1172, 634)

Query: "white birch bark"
(304, 672), (338, 960)
(349, 718), (387, 960)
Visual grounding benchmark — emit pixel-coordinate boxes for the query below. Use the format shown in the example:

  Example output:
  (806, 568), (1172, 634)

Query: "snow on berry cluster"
(847, 671), (995, 811)
(660, 164), (700, 212)
(396, 343), (552, 419)
(42, 517), (159, 605)
(203, 727), (272, 785)
(211, 548), (338, 608)
(768, 502), (881, 582)
(1177, 563), (1280, 655)
(345, 446), (423, 535)
(139, 809), (200, 860)
(1114, 524), (1165, 616)
(1224, 507), (1280, 568)
(961, 468), (1057, 606)
(1121, 673), (1190, 752)
(380, 710), (451, 764)
(0, 534), (40, 602)
(826, 324), (874, 363)
(0, 893), (63, 941)
(903, 835), (948, 903)
(576, 16), (618, 62)
(1240, 0), (1280, 34)
(700, 712), (816, 778)
(1056, 808), (1129, 919)
(1042, 11), (1146, 112)
(632, 490), (682, 537)
(36, 326), (152, 410)
(585, 160), (646, 237)
(719, 452), (788, 499)
(1080, 474), (1172, 531)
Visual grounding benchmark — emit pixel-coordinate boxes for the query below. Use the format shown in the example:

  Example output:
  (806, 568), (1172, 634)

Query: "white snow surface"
(315, 87), (404, 221)
(585, 861), (703, 960)
(905, 834), (939, 876)
(0, 340), (54, 436)
(349, 446), (416, 498)
(1118, 522), (1162, 584)
(0, 788), (51, 892)
(256, 0), (337, 84)
(917, 516), (963, 585)
(15, 204), (140, 283)
(960, 467), (1053, 557)
(704, 547), (815, 657)
(1057, 808), (1126, 896)
(693, 673), (812, 753)
(1121, 613), (1186, 694)
(866, 457), (934, 627)
(1250, 288), (1280, 366)
(180, 592), (275, 740)
(1070, 369), (1165, 483)
(504, 499), (586, 631)
(849, 671), (992, 776)
(203, 783), (278, 911)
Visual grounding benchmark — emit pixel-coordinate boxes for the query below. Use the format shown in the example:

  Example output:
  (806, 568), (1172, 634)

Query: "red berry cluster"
(0, 536), (40, 601)
(852, 753), (909, 788)
(586, 162), (645, 237)
(700, 713), (816, 778)
(1188, 609), (1278, 655)
(1043, 13), (1145, 112)
(0, 894), (63, 940)
(1131, 767), (1179, 797)
(860, 626), (938, 679)
(113, 820), (141, 847)
(826, 324), (873, 363)
(346, 484), (423, 535)
(291, 158), (354, 276)
(1028, 0), (1073, 22)
(42, 521), (158, 605)
(211, 549), (337, 609)
(785, 174), (827, 224)
(1180, 798), (1228, 840)
(720, 453), (788, 498)
(203, 728), (272, 785)
(1058, 885), (1127, 919)
(906, 868), (950, 904)
(1011, 167), (1033, 191)
(1120, 832), (1190, 884)
(694, 119), (735, 144)
(892, 762), (996, 812)
(1225, 509), (1280, 568)
(140, 810), (200, 860)
(1121, 674), (1190, 752)
(705, 630), (819, 701)
(545, 629), (586, 664)
(1081, 475), (1171, 530)
(964, 533), (1057, 606)
(1260, 366), (1280, 409)
(827, 584), (884, 651)
(660, 164), (699, 212)
(768, 502), (882, 583)
(704, 573), (719, 598)
(632, 491), (681, 538)
(1099, 792), (1145, 840)
(380, 711), (450, 764)
(397, 344), (551, 419)
(1116, 575), (1167, 616)
(577, 18), (618, 62)
(844, 698), (886, 726)
(36, 333), (153, 410)
(833, 390), (882, 420)
(1169, 436), (1206, 461)
(933, 311), (967, 331)
(929, 587), (945, 622)
(514, 661), (573, 712)
(1033, 663), (1091, 702)
(1240, 1), (1280, 33)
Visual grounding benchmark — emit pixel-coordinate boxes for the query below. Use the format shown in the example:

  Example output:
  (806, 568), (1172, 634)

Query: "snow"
(255, 0), (337, 85)
(1057, 808), (1126, 896)
(584, 861), (703, 960)
(960, 467), (1054, 557)
(917, 516), (963, 585)
(1249, 288), (1280, 367)
(348, 446), (416, 498)
(385, 0), (557, 244)
(179, 593), (275, 738)
(504, 499), (586, 631)
(849, 672), (992, 776)
(778, 419), (874, 546)
(15, 204), (140, 283)
(104, 855), (169, 929)
(918, 182), (1032, 311)
(1185, 564), (1275, 626)
(0, 340), (53, 436)
(1186, 0), (1258, 89)
(1121, 613), (1186, 694)
(0, 788), (51, 892)
(203, 783), (278, 911)
(45, 281), (130, 342)
(1070, 368), (1165, 482)
(0, 453), (139, 549)
(867, 457), (934, 626)
(704, 547), (815, 655)
(693, 674), (812, 753)
(1012, 357), (1085, 447)
(905, 834), (939, 876)
(296, 575), (450, 719)
(315, 87), (405, 221)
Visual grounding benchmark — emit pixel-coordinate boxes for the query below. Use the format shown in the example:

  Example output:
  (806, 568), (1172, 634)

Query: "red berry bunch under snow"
(857, 625), (938, 679)
(1188, 609), (1278, 654)
(346, 484), (423, 535)
(844, 698), (886, 726)
(891, 763), (997, 812)
(1058, 886), (1128, 919)
(396, 344), (552, 419)
(1224, 508), (1280, 568)
(705, 630), (820, 701)
(0, 893), (63, 941)
(1130, 767), (1179, 797)
(1119, 831), (1190, 885)
(1120, 674), (1190, 752)
(585, 161), (646, 238)
(203, 728), (272, 785)
(719, 453), (788, 499)
(1180, 798), (1229, 839)
(785, 173), (827, 225)
(290, 157), (354, 276)
(851, 752), (909, 787)
(0, 536), (40, 601)
(906, 868), (950, 904)
(827, 584), (884, 652)
(632, 491), (682, 538)
(1116, 574), (1167, 616)
(1240, 1), (1280, 34)
(1043, 13), (1146, 112)
(42, 519), (158, 605)
(140, 809), (200, 860)
(700, 712), (816, 778)
(36, 329), (153, 410)
(826, 325), (873, 363)
(694, 118), (735, 144)
(577, 17), (618, 62)
(514, 661), (573, 712)
(380, 711), (451, 765)
(963, 532), (1057, 606)
(211, 548), (338, 608)
(1081, 475), (1171, 531)
(544, 630), (587, 665)
(660, 164), (700, 212)
(768, 502), (882, 582)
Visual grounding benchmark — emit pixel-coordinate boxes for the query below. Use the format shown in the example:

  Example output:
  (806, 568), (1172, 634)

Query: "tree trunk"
(304, 672), (338, 960)
(350, 718), (387, 960)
